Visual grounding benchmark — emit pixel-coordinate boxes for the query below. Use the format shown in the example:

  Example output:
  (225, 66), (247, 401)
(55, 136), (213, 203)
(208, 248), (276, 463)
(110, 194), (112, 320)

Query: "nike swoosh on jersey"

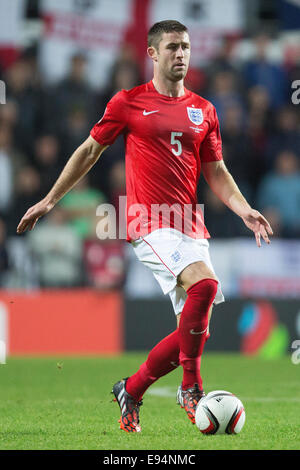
(143, 109), (159, 115)
(190, 328), (207, 335)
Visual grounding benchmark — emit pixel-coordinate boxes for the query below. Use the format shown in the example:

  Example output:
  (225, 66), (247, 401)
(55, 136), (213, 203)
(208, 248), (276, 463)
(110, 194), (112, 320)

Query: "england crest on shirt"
(187, 107), (203, 125)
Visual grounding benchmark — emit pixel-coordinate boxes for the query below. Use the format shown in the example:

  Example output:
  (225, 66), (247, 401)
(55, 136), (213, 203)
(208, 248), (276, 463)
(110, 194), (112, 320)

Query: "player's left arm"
(202, 160), (273, 247)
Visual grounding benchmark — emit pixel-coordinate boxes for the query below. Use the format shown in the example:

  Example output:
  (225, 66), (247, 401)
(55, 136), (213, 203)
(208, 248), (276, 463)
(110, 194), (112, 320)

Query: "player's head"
(147, 20), (190, 82)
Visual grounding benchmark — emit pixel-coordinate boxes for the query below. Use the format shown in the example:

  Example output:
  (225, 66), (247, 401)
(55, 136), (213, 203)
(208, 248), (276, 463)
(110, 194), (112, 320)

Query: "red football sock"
(126, 329), (180, 401)
(179, 278), (218, 391)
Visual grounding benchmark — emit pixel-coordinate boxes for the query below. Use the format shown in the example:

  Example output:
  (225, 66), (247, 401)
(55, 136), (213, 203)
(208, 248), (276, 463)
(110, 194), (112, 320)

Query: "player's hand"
(241, 209), (273, 247)
(17, 199), (54, 234)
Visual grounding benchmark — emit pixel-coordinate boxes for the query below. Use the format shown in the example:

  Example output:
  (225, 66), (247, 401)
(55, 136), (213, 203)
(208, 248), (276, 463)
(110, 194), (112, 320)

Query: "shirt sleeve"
(90, 90), (127, 146)
(200, 105), (223, 162)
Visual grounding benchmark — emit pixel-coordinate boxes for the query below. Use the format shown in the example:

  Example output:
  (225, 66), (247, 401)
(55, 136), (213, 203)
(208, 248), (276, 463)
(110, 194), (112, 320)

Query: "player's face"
(155, 31), (191, 82)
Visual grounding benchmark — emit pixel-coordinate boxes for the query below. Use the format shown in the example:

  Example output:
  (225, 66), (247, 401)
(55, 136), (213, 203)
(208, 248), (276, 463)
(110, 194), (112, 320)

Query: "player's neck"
(152, 77), (185, 98)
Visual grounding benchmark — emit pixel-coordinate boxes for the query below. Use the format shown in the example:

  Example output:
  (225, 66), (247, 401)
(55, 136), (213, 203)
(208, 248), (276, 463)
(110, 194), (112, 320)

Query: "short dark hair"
(147, 20), (188, 50)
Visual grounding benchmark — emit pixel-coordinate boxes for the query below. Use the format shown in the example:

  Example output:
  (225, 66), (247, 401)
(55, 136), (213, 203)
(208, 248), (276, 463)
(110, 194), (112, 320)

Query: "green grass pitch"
(0, 353), (299, 450)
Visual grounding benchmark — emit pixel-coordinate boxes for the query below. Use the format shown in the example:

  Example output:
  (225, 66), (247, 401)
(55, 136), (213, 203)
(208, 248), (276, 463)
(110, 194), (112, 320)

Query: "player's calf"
(179, 278), (218, 390)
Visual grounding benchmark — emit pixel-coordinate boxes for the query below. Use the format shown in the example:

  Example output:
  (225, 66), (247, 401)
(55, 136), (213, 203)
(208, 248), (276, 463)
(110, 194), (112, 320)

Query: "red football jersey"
(90, 80), (223, 241)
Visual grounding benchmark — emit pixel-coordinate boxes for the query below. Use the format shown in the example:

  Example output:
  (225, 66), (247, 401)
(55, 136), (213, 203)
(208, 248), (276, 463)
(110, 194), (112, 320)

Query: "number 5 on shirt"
(171, 132), (183, 157)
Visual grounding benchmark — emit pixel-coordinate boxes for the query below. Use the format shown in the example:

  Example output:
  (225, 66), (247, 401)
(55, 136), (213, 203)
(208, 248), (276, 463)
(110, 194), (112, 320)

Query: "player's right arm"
(17, 90), (127, 234)
(17, 136), (107, 234)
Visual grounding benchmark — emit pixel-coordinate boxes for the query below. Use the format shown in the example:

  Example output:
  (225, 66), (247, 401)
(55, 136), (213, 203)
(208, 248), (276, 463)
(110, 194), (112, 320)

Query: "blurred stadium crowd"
(0, 32), (299, 289)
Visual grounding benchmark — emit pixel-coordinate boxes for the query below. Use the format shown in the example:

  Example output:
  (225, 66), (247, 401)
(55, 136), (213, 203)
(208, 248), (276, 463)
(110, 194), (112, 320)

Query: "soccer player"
(17, 20), (273, 433)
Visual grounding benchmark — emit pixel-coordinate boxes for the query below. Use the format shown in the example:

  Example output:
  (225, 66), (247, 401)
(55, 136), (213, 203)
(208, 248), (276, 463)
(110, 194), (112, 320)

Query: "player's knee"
(187, 278), (218, 309)
(180, 279), (217, 332)
(187, 278), (218, 296)
(178, 261), (217, 291)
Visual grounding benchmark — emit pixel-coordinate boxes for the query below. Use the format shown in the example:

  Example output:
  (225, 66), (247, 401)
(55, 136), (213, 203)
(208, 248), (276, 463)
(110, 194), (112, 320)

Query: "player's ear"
(147, 46), (158, 62)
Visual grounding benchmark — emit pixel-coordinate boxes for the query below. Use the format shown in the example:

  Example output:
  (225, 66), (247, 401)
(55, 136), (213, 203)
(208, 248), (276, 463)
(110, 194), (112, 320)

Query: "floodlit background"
(0, 0), (299, 358)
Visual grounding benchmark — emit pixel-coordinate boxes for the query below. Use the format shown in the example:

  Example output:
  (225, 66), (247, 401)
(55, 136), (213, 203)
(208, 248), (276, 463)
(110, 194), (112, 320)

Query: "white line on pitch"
(147, 387), (300, 402)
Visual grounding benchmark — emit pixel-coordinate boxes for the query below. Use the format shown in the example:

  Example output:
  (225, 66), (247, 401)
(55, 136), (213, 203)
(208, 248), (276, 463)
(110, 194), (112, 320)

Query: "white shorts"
(131, 228), (225, 315)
